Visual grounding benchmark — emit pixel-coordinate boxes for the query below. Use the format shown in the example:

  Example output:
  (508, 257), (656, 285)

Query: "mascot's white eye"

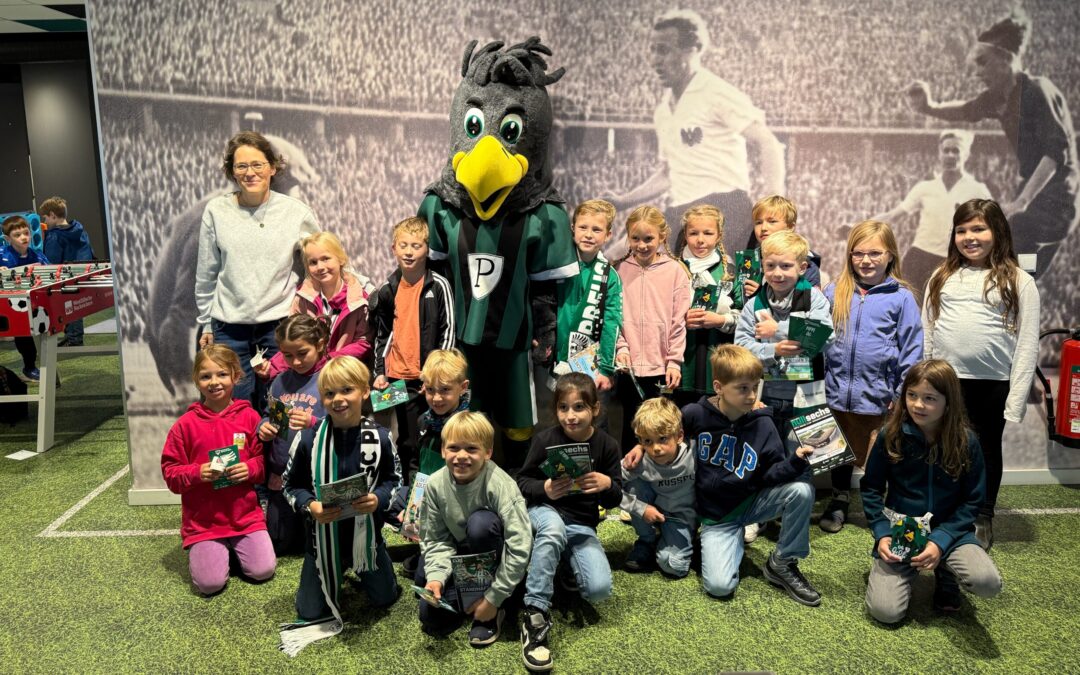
(499, 114), (524, 144)
(464, 108), (485, 139)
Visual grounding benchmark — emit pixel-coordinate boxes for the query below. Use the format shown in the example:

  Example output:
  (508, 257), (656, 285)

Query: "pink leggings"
(188, 530), (276, 595)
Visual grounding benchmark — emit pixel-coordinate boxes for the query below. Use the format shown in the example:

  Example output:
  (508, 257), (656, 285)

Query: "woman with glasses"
(819, 221), (923, 534)
(194, 130), (320, 406)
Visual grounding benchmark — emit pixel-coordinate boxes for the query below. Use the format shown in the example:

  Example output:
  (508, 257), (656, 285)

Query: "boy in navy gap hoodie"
(682, 344), (819, 605)
(39, 197), (94, 346)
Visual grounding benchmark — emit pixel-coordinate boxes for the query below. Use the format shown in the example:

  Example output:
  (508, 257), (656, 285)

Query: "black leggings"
(959, 379), (1010, 517)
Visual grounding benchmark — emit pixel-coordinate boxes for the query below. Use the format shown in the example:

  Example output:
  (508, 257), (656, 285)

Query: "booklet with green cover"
(371, 379), (410, 412)
(208, 445), (240, 490)
(787, 315), (833, 358)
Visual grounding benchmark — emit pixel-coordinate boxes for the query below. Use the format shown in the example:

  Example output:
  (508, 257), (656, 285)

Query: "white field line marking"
(997, 507), (1080, 516)
(37, 465), (179, 539)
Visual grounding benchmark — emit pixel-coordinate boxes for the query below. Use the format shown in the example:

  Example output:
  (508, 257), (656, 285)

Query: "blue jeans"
(295, 538), (397, 620)
(699, 481), (814, 598)
(210, 319), (280, 407)
(524, 505), (612, 611)
(626, 480), (694, 577)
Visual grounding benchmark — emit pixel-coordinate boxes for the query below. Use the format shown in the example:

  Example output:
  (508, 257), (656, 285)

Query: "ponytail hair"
(275, 314), (330, 354)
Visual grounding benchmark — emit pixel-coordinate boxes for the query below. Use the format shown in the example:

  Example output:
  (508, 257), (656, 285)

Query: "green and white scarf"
(278, 417), (386, 657)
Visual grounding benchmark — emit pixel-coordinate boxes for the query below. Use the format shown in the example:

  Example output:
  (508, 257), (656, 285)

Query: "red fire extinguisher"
(1038, 327), (1080, 449)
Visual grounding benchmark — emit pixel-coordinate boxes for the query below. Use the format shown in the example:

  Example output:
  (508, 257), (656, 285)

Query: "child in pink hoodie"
(614, 206), (692, 452)
(161, 345), (276, 595)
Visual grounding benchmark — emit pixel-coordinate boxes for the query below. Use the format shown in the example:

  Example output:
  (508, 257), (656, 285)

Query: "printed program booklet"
(371, 379), (410, 412)
(411, 584), (458, 612)
(691, 275), (719, 312)
(401, 472), (429, 542)
(450, 550), (498, 612)
(318, 473), (370, 521)
(539, 442), (593, 493)
(567, 341), (600, 381)
(733, 248), (761, 308)
(266, 396), (293, 439)
(790, 407), (855, 475)
(208, 445), (240, 490)
(787, 315), (833, 358)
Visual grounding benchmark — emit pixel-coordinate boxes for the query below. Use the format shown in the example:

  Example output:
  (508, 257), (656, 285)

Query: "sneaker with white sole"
(763, 552), (821, 606)
(468, 608), (505, 647)
(521, 606), (553, 671)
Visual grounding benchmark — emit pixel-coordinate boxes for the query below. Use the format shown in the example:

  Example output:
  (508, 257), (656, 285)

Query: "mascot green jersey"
(419, 37), (576, 439)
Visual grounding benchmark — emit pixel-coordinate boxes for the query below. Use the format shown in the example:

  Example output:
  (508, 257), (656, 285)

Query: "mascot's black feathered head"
(428, 36), (565, 221)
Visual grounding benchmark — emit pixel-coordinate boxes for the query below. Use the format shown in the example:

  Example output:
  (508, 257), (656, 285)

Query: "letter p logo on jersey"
(468, 253), (504, 300)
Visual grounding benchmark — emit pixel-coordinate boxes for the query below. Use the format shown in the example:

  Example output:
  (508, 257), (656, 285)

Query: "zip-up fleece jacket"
(161, 399), (266, 548)
(861, 423), (985, 557)
(683, 398), (808, 522)
(371, 267), (455, 379)
(823, 277), (923, 415)
(615, 254), (691, 376)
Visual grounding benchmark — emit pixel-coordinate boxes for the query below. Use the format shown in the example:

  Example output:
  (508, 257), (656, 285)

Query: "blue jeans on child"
(210, 318), (279, 407)
(699, 480), (814, 598)
(626, 480), (694, 577)
(295, 536), (397, 621)
(415, 509), (505, 637)
(524, 505), (612, 612)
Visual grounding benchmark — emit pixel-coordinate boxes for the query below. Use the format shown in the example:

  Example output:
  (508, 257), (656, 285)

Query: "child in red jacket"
(161, 345), (276, 595)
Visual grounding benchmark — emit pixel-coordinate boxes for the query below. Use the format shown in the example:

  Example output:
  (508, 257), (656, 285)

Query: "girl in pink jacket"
(614, 206), (692, 452)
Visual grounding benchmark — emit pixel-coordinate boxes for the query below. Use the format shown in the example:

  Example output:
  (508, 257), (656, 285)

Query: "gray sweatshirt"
(420, 461), (532, 607)
(195, 191), (320, 326)
(620, 442), (697, 526)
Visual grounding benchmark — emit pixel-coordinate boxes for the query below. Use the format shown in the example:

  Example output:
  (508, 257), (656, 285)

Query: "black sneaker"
(402, 553), (419, 579)
(933, 567), (962, 614)
(818, 497), (850, 534)
(974, 515), (993, 551)
(557, 561), (579, 593)
(468, 608), (505, 647)
(763, 552), (821, 607)
(521, 606), (553, 671)
(624, 539), (655, 573)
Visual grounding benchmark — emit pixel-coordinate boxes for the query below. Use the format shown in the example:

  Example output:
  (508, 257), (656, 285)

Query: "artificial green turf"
(3, 322), (1080, 673)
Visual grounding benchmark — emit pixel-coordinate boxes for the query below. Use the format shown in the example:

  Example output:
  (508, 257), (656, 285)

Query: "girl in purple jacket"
(820, 221), (923, 533)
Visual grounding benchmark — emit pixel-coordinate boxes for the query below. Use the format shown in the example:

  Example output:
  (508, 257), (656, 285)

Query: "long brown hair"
(832, 220), (908, 334)
(882, 359), (972, 479)
(925, 199), (1021, 332)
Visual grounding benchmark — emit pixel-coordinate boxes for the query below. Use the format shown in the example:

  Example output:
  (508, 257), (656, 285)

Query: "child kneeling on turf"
(685, 344), (819, 605)
(517, 372), (624, 671)
(417, 411), (532, 647)
(279, 356), (401, 656)
(862, 359), (1002, 624)
(621, 396), (696, 577)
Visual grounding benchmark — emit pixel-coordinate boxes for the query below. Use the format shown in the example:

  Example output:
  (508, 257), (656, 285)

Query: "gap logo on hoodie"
(695, 431), (758, 479)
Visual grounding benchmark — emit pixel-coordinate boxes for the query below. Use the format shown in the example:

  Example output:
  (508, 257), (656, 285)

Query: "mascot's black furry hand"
(531, 280), (557, 367)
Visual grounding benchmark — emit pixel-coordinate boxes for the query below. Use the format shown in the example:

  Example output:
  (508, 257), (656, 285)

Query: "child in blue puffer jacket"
(820, 221), (922, 533)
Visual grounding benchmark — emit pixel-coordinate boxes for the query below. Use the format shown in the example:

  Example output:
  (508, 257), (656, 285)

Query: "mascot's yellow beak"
(452, 135), (529, 221)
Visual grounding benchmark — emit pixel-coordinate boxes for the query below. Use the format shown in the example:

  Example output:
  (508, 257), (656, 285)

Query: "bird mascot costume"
(419, 36), (576, 466)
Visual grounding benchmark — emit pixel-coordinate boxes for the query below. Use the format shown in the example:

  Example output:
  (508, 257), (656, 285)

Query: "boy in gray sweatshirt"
(417, 411), (532, 647)
(621, 397), (696, 577)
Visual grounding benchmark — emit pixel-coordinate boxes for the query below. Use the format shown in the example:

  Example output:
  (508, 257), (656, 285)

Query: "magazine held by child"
(790, 407), (855, 475)
(370, 379), (411, 412)
(882, 507), (933, 561)
(787, 315), (833, 359)
(208, 445), (240, 490)
(401, 472), (429, 542)
(317, 473), (371, 522)
(539, 442), (594, 493)
(266, 396), (293, 439)
(733, 248), (761, 308)
(450, 550), (498, 612)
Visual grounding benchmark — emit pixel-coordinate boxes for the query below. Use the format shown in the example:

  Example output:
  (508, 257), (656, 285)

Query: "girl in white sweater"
(923, 199), (1040, 551)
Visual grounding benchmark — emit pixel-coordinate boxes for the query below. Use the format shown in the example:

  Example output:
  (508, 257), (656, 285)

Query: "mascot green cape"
(419, 36), (576, 452)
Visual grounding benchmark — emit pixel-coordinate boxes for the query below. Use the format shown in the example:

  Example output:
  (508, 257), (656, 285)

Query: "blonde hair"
(760, 229), (809, 263)
(442, 411), (493, 449)
(193, 345), (244, 382)
(621, 205), (675, 264)
(317, 356), (371, 396)
(301, 231), (350, 272)
(710, 344), (763, 384)
(680, 204), (732, 281)
(421, 348), (469, 388)
(832, 221), (908, 334)
(751, 195), (797, 228)
(632, 397), (683, 439)
(392, 216), (429, 243)
(572, 199), (617, 231)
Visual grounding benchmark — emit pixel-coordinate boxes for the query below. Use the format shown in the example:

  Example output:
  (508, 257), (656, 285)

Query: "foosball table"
(0, 262), (117, 454)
